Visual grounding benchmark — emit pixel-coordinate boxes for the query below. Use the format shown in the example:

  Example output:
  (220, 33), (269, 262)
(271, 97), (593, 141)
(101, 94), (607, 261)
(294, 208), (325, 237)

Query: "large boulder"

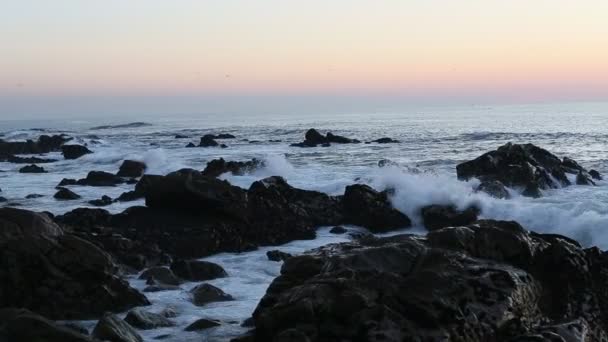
(201, 158), (262, 178)
(18, 164), (47, 173)
(117, 160), (146, 178)
(170, 259), (227, 281)
(0, 208), (149, 319)
(0, 308), (92, 342)
(62, 144), (92, 159)
(92, 313), (143, 342)
(124, 308), (174, 329)
(190, 283), (233, 306)
(54, 187), (81, 200)
(420, 204), (479, 231)
(342, 184), (411, 232)
(457, 143), (597, 197)
(249, 220), (608, 341)
(199, 135), (220, 147)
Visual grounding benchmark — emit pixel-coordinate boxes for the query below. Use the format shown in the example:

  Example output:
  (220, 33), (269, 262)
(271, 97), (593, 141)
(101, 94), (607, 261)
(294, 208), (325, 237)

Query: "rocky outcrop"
(190, 283), (233, 306)
(117, 160), (146, 178)
(248, 220), (608, 341)
(115, 174), (163, 202)
(59, 171), (127, 187)
(342, 184), (411, 232)
(201, 158), (262, 178)
(199, 134), (220, 147)
(170, 259), (227, 281)
(1, 154), (57, 163)
(54, 187), (81, 200)
(92, 313), (143, 342)
(0, 208), (148, 319)
(420, 204), (479, 231)
(0, 308), (93, 342)
(0, 134), (70, 155)
(18, 164), (47, 173)
(62, 144), (92, 159)
(371, 137), (399, 143)
(291, 129), (360, 147)
(457, 143), (599, 197)
(124, 308), (174, 329)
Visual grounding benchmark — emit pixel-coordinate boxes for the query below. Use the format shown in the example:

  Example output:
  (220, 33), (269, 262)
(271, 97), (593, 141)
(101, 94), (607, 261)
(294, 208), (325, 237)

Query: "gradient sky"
(1, 0), (608, 116)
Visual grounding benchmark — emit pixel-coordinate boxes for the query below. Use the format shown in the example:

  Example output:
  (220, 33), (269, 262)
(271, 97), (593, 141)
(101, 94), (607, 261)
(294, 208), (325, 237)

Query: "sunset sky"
(2, 0), (608, 116)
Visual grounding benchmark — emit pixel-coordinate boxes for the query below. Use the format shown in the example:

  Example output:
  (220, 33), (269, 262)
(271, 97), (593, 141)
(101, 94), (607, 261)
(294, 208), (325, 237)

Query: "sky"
(1, 0), (608, 117)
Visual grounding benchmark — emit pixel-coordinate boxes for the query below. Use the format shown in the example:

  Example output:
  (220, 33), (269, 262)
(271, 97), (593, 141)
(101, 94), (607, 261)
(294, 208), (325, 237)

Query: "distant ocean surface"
(2, 101), (608, 340)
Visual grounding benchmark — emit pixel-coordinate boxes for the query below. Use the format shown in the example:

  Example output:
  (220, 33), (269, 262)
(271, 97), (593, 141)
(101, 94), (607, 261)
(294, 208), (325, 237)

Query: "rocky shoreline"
(0, 131), (606, 341)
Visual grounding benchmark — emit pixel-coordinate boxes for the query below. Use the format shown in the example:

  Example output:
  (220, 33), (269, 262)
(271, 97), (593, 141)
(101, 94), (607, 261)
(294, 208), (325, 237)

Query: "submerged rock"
(249, 220), (608, 341)
(62, 144), (92, 159)
(184, 318), (221, 331)
(60, 171), (127, 187)
(590, 169), (602, 180)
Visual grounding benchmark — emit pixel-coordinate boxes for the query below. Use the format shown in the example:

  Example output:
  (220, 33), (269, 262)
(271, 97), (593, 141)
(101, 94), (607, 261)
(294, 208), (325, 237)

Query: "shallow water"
(2, 101), (608, 340)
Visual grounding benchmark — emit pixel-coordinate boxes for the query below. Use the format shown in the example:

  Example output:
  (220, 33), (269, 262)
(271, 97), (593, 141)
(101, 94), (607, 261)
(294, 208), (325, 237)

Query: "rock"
(326, 132), (360, 144)
(0, 197), (7, 203)
(191, 283), (233, 306)
(576, 171), (595, 185)
(54, 187), (81, 200)
(267, 250), (292, 262)
(143, 284), (181, 292)
(589, 169), (602, 180)
(2, 154), (57, 163)
(139, 267), (181, 286)
(522, 183), (542, 198)
(249, 219), (608, 341)
(92, 313), (143, 342)
(117, 160), (146, 178)
(170, 259), (228, 281)
(184, 318), (222, 331)
(378, 159), (399, 168)
(0, 208), (149, 319)
(62, 144), (92, 159)
(457, 143), (596, 197)
(89, 195), (113, 207)
(475, 180), (510, 199)
(199, 134), (220, 147)
(329, 226), (347, 234)
(342, 184), (411, 232)
(0, 134), (70, 156)
(25, 194), (44, 199)
(124, 308), (174, 330)
(420, 204), (479, 231)
(201, 158), (262, 178)
(185, 142), (196, 148)
(79, 171), (126, 186)
(0, 308), (92, 342)
(175, 134), (189, 139)
(18, 164), (47, 173)
(207, 133), (236, 139)
(291, 129), (360, 147)
(371, 137), (399, 143)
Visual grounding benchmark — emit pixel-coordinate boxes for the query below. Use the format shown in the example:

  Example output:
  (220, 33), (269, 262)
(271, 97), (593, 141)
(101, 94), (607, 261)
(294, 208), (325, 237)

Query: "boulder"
(124, 308), (174, 330)
(589, 169), (602, 180)
(25, 194), (44, 199)
(249, 220), (608, 341)
(291, 129), (360, 147)
(0, 308), (92, 342)
(92, 313), (143, 342)
(18, 164), (47, 173)
(329, 226), (347, 234)
(175, 134), (189, 139)
(170, 259), (228, 281)
(62, 144), (92, 159)
(79, 171), (126, 186)
(342, 184), (411, 232)
(201, 158), (262, 178)
(371, 137), (399, 143)
(0, 134), (70, 155)
(199, 135), (220, 147)
(186, 142), (196, 148)
(267, 250), (292, 262)
(0, 208), (149, 319)
(54, 187), (81, 200)
(326, 132), (360, 144)
(117, 160), (146, 178)
(420, 204), (479, 231)
(184, 318), (221, 331)
(475, 180), (510, 199)
(89, 195), (113, 207)
(190, 283), (234, 306)
(138, 267), (181, 286)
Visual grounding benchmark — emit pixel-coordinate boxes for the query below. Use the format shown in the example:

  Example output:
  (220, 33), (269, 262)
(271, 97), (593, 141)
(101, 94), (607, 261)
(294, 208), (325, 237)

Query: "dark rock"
(220, 143), (228, 148)
(199, 134), (220, 147)
(522, 183), (542, 198)
(18, 164), (47, 173)
(90, 122), (150, 130)
(175, 134), (189, 139)
(457, 143), (596, 197)
(209, 133), (236, 139)
(170, 259), (228, 281)
(0, 197), (8, 203)
(577, 171), (595, 185)
(250, 219), (608, 341)
(590, 169), (602, 180)
(79, 171), (125, 186)
(139, 267), (181, 286)
(0, 134), (70, 156)
(372, 137), (399, 143)
(475, 180), (510, 199)
(185, 142), (196, 148)
(201, 158), (262, 178)
(267, 250), (292, 262)
(329, 226), (347, 234)
(124, 308), (174, 330)
(117, 160), (146, 178)
(62, 144), (92, 159)
(25, 194), (44, 199)
(61, 322), (90, 336)
(89, 195), (113, 207)
(184, 318), (221, 331)
(326, 132), (360, 144)
(0, 308), (92, 342)
(190, 283), (233, 306)
(420, 204), (479, 231)
(92, 313), (143, 342)
(0, 208), (149, 319)
(2, 154), (57, 163)
(378, 159), (399, 168)
(342, 184), (411, 232)
(291, 129), (360, 147)
(58, 178), (78, 186)
(54, 187), (81, 200)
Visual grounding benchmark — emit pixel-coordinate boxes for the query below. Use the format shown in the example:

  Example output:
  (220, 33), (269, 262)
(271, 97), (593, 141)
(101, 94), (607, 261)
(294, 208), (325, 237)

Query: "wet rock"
(378, 159), (399, 168)
(208, 133), (236, 139)
(3, 154), (57, 163)
(201, 158), (262, 178)
(371, 137), (399, 143)
(18, 164), (47, 173)
(291, 129), (360, 147)
(124, 308), (174, 330)
(326, 132), (360, 144)
(199, 134), (220, 147)
(522, 183), (542, 198)
(342, 184), (411, 232)
(576, 171), (595, 185)
(92, 313), (143, 342)
(0, 197), (7, 203)
(25, 194), (44, 199)
(0, 308), (92, 342)
(267, 250), (292, 262)
(475, 180), (510, 199)
(0, 134), (70, 155)
(139, 267), (181, 286)
(457, 143), (596, 197)
(170, 259), (228, 281)
(190, 283), (234, 306)
(589, 169), (602, 180)
(329, 226), (347, 234)
(62, 144), (92, 159)
(175, 134), (189, 139)
(185, 142), (196, 148)
(249, 219), (608, 341)
(117, 160), (146, 178)
(184, 318), (221, 331)
(89, 195), (113, 207)
(79, 171), (126, 186)
(420, 204), (479, 231)
(54, 187), (81, 200)
(0, 208), (149, 319)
